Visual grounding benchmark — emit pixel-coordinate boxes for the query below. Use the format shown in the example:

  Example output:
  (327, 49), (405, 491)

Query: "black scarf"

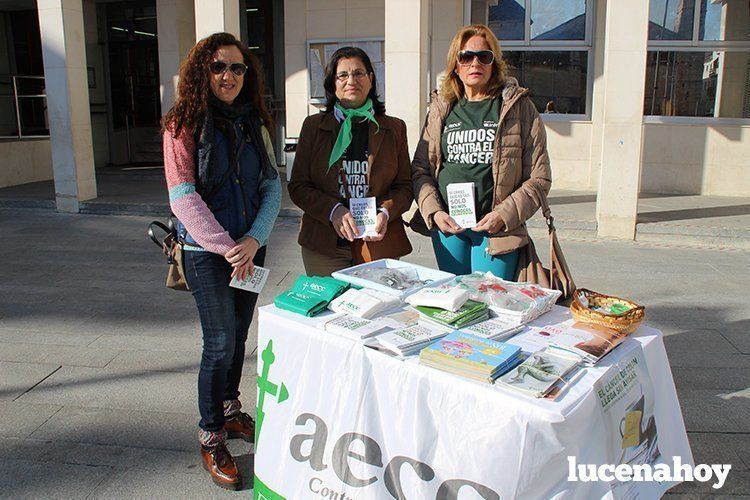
(194, 95), (278, 195)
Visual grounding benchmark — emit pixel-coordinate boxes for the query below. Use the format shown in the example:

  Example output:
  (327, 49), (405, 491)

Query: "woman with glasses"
(162, 32), (280, 490)
(289, 46), (413, 276)
(412, 24), (551, 277)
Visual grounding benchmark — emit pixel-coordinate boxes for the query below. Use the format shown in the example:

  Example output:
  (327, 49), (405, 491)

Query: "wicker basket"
(570, 289), (645, 334)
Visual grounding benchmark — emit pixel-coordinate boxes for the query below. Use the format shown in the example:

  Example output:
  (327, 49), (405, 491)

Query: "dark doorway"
(100, 0), (161, 165)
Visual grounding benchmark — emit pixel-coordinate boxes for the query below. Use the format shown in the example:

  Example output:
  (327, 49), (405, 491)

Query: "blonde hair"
(439, 24), (507, 104)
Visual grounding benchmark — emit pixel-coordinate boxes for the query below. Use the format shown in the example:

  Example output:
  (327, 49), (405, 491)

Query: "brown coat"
(289, 112), (413, 258)
(411, 78), (552, 255)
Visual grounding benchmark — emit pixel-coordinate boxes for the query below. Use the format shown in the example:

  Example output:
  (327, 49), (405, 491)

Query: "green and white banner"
(255, 306), (692, 499)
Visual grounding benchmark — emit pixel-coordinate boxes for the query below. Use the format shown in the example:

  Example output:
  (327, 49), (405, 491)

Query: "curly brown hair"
(162, 32), (272, 138)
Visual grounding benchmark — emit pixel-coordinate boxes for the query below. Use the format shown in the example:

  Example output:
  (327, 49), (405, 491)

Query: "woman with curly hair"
(162, 32), (280, 490)
(412, 24), (551, 277)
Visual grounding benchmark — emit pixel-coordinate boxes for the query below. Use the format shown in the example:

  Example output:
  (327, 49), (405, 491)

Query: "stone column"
(384, 0), (430, 156)
(37, 0), (96, 213)
(596, 0), (649, 239)
(194, 0), (240, 42)
(156, 0), (195, 114)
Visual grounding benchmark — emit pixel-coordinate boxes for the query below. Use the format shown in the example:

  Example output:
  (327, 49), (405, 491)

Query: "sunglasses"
(457, 50), (495, 66)
(208, 61), (248, 76)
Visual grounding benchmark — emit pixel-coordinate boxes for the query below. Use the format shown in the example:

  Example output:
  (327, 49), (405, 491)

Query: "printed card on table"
(230, 265), (270, 294)
(446, 182), (477, 228)
(349, 197), (378, 238)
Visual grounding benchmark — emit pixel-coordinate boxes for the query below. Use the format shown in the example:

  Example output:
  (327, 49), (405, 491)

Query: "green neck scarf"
(328, 98), (379, 174)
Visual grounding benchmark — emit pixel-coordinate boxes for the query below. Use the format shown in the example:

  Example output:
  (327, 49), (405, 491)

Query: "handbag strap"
(538, 191), (556, 233)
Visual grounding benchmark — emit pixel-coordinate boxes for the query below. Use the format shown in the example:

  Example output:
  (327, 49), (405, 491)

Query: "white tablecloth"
(254, 305), (692, 500)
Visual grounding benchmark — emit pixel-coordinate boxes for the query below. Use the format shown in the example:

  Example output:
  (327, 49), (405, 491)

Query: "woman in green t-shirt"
(412, 24), (552, 278)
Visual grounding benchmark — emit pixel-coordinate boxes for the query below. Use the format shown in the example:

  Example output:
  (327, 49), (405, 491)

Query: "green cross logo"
(256, 339), (288, 444)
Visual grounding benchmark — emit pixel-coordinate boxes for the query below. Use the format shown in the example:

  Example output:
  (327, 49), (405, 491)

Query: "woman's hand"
(363, 212), (389, 242)
(474, 211), (505, 234)
(225, 236), (260, 281)
(332, 205), (359, 241)
(433, 211), (464, 234)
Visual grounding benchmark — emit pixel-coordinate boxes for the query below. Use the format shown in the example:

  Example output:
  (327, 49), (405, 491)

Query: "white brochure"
(229, 265), (270, 294)
(446, 182), (477, 228)
(349, 197), (378, 238)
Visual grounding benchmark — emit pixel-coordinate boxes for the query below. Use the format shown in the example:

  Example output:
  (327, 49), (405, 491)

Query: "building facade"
(0, 0), (748, 238)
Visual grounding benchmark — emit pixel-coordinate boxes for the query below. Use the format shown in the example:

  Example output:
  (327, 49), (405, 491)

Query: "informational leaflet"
(446, 182), (477, 228)
(349, 197), (378, 238)
(229, 265), (270, 294)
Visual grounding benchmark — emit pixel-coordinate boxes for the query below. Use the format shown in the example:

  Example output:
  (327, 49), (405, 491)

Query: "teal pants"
(431, 230), (519, 279)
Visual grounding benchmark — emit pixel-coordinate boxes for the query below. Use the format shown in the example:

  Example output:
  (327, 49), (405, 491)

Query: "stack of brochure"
(459, 316), (525, 341)
(419, 332), (524, 384)
(405, 286), (470, 312)
(497, 346), (581, 398)
(324, 314), (389, 341)
(375, 324), (448, 357)
(414, 300), (489, 330)
(328, 288), (401, 319)
(274, 275), (350, 317)
(446, 272), (561, 324)
(506, 320), (627, 365)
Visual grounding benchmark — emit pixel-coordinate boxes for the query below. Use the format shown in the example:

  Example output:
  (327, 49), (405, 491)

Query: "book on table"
(419, 331), (524, 384)
(506, 319), (628, 365)
(324, 314), (390, 340)
(414, 299), (489, 330)
(497, 346), (581, 397)
(374, 324), (448, 357)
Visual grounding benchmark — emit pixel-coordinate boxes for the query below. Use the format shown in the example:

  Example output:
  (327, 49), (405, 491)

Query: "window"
(646, 0), (750, 119)
(470, 0), (593, 116)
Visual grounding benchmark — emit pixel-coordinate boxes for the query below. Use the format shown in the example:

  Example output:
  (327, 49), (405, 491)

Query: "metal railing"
(0, 75), (49, 139)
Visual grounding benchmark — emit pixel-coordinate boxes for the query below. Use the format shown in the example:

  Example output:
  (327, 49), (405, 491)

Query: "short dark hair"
(323, 46), (385, 115)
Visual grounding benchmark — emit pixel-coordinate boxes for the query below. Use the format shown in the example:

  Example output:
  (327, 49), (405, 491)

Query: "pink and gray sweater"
(163, 127), (281, 255)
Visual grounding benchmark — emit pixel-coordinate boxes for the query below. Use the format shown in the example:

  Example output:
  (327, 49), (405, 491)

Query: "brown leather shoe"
(200, 442), (241, 490)
(224, 411), (255, 443)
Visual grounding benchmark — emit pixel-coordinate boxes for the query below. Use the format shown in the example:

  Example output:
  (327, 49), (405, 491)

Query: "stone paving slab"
(672, 367), (750, 391)
(88, 466), (252, 499)
(28, 406), (198, 452)
(89, 333), (202, 352)
(0, 401), (61, 439)
(0, 361), (59, 401)
(17, 366), (198, 414)
(0, 331), (99, 347)
(0, 343), (121, 368)
(0, 458), (114, 500)
(678, 389), (750, 433)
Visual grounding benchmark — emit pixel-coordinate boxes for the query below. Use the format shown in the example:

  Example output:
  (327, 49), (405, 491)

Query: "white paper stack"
(446, 182), (477, 228)
(324, 314), (389, 340)
(328, 288), (401, 319)
(375, 324), (448, 357)
(459, 316), (525, 341)
(405, 286), (470, 312)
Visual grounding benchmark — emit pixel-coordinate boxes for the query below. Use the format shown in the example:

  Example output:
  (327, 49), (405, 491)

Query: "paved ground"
(0, 206), (748, 499)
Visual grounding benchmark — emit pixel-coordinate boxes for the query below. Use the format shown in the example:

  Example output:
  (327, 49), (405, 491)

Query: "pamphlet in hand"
(230, 265), (270, 294)
(446, 182), (477, 228)
(349, 197), (378, 238)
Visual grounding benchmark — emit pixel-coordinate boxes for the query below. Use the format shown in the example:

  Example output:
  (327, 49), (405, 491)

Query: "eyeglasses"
(335, 69), (370, 82)
(208, 61), (248, 76)
(457, 50), (495, 66)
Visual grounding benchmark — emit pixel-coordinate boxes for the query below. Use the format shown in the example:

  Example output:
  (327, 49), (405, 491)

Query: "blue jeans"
(431, 230), (518, 279)
(184, 246), (266, 432)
